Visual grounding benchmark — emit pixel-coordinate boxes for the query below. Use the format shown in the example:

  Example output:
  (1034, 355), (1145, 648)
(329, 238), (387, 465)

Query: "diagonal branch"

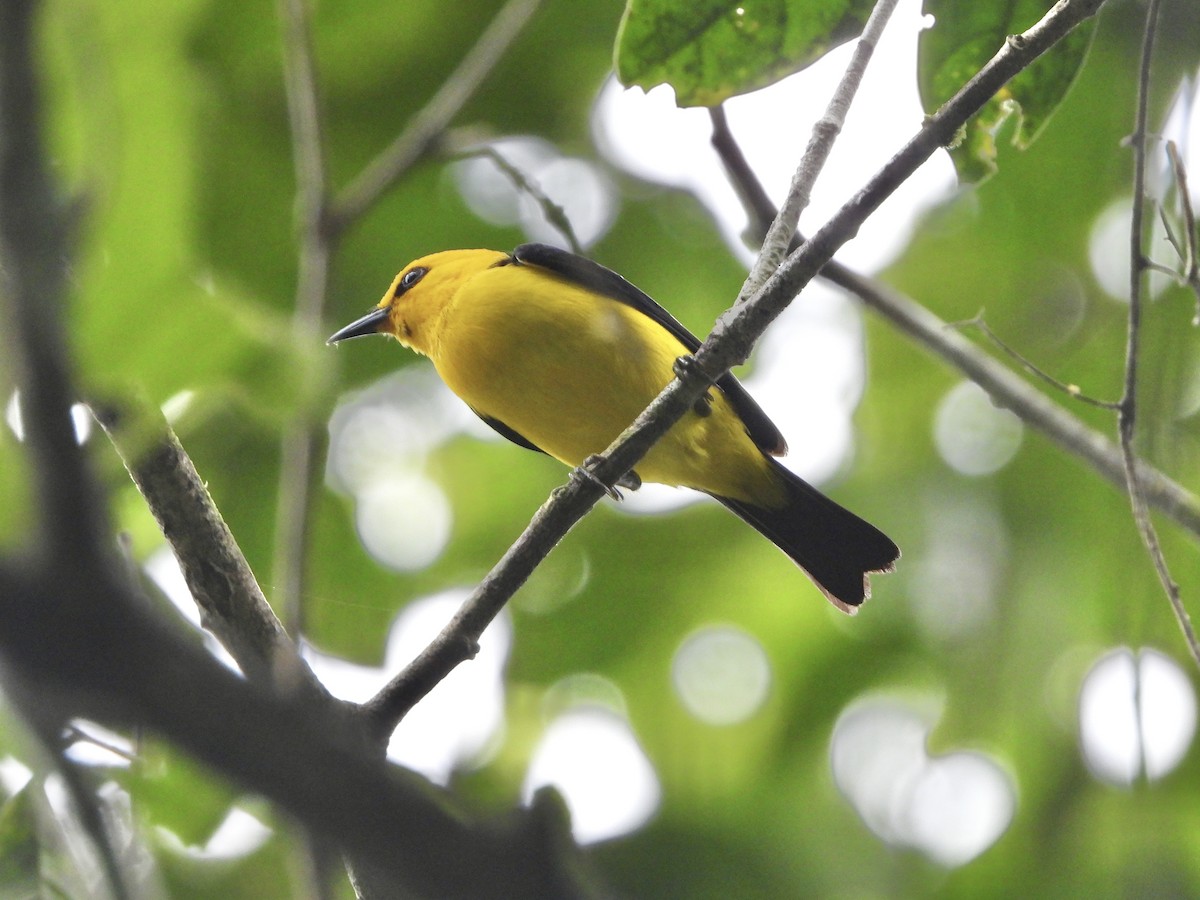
(742, 0), (901, 298)
(327, 0), (542, 232)
(708, 72), (1200, 543)
(362, 0), (1112, 737)
(94, 396), (328, 695)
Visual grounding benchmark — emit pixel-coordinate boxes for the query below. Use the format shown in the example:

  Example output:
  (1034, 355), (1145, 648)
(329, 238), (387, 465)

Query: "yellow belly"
(431, 264), (782, 505)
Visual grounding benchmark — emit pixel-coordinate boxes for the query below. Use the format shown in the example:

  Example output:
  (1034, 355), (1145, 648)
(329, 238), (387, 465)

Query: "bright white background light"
(522, 704), (661, 844)
(1079, 647), (1196, 786)
(304, 589), (511, 785)
(831, 698), (1015, 867)
(933, 380), (1024, 476)
(672, 624), (772, 726)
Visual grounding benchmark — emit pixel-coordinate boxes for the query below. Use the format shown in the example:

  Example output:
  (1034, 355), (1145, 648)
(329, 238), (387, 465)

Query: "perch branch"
(707, 57), (1200, 542)
(362, 0), (1111, 737)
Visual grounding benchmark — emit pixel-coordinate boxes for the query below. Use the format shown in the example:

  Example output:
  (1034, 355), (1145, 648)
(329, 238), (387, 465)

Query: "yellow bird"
(328, 243), (898, 611)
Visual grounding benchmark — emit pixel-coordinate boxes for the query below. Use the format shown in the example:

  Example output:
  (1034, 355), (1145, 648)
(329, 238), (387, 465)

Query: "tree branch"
(274, 0), (335, 639)
(0, 0), (105, 567)
(1120, 0), (1199, 664)
(708, 52), (1200, 545)
(0, 3), (600, 891)
(0, 564), (599, 899)
(742, 0), (901, 298)
(327, 0), (542, 232)
(363, 0), (1111, 736)
(94, 397), (327, 694)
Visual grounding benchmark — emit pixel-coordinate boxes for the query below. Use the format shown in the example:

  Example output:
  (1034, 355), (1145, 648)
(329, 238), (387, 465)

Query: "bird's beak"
(327, 307), (390, 345)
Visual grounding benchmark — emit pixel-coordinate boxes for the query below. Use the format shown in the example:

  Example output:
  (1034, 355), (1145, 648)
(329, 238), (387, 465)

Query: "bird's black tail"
(713, 458), (899, 613)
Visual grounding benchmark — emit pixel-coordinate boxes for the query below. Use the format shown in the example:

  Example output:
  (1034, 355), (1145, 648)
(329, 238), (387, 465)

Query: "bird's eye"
(396, 266), (427, 296)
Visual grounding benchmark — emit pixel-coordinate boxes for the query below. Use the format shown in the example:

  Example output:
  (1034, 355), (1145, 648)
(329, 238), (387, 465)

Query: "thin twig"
(63, 724), (138, 763)
(1165, 141), (1200, 319)
(1120, 0), (1200, 666)
(328, 0), (541, 232)
(51, 741), (131, 900)
(949, 311), (1120, 409)
(449, 143), (584, 254)
(363, 0), (1112, 736)
(740, 0), (901, 299)
(274, 0), (333, 640)
(272, 2), (540, 644)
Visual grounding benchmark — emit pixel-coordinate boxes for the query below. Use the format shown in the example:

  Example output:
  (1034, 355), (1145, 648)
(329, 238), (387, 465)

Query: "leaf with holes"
(919, 0), (1096, 182)
(615, 0), (875, 107)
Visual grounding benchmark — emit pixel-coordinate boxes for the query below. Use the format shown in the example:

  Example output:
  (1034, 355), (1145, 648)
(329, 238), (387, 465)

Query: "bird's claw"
(674, 355), (715, 417)
(577, 454), (640, 500)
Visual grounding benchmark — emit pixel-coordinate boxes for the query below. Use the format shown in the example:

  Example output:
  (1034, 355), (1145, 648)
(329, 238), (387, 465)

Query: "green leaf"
(919, 0), (1096, 182)
(615, 0), (874, 107)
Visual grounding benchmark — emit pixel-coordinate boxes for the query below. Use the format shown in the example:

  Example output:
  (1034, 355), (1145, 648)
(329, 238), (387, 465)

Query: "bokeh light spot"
(328, 368), (472, 571)
(1088, 197), (1173, 303)
(4, 391), (92, 444)
(933, 380), (1024, 476)
(672, 624), (771, 726)
(909, 489), (1008, 641)
(523, 704), (660, 844)
(453, 137), (615, 249)
(831, 699), (1014, 866)
(354, 473), (452, 572)
(304, 589), (510, 785)
(1079, 646), (1196, 786)
(157, 805), (274, 862)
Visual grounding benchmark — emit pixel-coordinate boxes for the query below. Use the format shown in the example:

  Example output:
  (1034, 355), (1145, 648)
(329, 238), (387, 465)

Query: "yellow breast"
(427, 262), (781, 505)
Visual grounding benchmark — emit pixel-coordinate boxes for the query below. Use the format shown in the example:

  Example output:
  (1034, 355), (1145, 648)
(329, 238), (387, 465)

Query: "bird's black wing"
(509, 243), (787, 456)
(469, 406), (547, 456)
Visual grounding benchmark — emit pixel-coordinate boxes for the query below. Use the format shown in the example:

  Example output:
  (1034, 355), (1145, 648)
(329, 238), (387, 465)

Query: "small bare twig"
(1165, 141), (1200, 318)
(949, 311), (1120, 409)
(1120, 0), (1200, 666)
(450, 144), (584, 253)
(741, 0), (901, 300)
(328, 0), (541, 232)
(274, 0), (334, 639)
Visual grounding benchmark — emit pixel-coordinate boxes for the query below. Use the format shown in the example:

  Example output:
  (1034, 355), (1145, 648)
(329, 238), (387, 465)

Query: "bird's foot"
(673, 355), (716, 417)
(577, 454), (640, 500)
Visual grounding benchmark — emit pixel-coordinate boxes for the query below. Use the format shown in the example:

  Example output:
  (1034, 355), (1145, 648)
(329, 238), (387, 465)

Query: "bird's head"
(327, 248), (507, 356)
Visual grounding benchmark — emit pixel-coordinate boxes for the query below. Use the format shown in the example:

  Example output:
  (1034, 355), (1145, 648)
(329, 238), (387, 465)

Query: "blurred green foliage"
(2, 0), (1200, 896)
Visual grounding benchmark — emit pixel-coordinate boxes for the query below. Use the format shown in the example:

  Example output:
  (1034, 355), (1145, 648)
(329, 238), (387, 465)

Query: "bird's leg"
(576, 455), (640, 500)
(674, 354), (716, 417)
